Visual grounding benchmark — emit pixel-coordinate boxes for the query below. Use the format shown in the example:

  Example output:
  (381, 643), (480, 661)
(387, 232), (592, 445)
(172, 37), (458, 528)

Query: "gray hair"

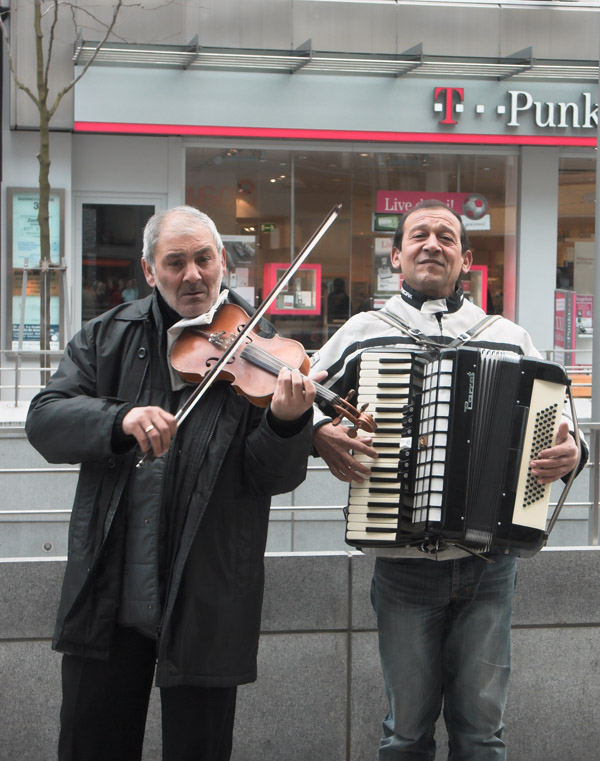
(142, 205), (224, 268)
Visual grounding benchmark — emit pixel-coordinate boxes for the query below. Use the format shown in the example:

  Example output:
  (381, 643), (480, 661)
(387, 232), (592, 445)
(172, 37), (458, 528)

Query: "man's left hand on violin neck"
(269, 369), (327, 422)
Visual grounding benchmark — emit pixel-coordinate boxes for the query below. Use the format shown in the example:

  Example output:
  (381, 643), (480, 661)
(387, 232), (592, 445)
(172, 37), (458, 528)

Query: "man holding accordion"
(311, 200), (584, 760)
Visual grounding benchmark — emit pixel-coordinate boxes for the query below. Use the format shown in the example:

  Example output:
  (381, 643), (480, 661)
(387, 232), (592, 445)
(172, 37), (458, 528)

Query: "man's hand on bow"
(122, 406), (177, 458)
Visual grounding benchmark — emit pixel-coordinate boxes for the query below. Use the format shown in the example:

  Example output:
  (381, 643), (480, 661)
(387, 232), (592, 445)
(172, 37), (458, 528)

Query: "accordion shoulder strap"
(370, 308), (501, 349)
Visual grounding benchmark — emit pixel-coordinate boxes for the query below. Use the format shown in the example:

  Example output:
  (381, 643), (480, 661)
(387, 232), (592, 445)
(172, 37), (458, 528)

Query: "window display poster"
(11, 270), (60, 349)
(12, 191), (61, 267)
(221, 234), (256, 306)
(554, 289), (575, 366)
(554, 290), (592, 367)
(376, 190), (491, 231)
(263, 263), (321, 315)
(375, 237), (402, 293)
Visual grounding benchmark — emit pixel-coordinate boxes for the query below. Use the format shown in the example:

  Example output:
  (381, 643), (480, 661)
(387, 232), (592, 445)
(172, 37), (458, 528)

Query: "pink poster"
(376, 191), (488, 222)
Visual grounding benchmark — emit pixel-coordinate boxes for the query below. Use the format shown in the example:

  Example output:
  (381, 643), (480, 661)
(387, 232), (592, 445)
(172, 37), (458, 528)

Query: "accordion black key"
(345, 346), (574, 557)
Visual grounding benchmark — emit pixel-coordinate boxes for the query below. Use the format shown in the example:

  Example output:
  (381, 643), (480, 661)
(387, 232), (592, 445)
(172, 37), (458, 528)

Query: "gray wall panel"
(505, 627), (600, 761)
(232, 632), (348, 761)
(0, 560), (62, 639)
(262, 554), (349, 631)
(2, 552), (600, 760)
(512, 548), (600, 626)
(0, 640), (61, 761)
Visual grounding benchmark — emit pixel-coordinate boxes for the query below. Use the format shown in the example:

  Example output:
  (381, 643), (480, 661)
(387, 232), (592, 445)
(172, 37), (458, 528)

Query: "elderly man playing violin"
(26, 205), (321, 761)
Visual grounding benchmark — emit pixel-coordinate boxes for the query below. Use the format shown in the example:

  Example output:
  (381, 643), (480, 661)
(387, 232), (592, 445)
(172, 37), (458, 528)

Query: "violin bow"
(137, 203), (342, 468)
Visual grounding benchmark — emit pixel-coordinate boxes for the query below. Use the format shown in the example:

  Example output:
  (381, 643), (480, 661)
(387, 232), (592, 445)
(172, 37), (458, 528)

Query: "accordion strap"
(370, 308), (501, 349)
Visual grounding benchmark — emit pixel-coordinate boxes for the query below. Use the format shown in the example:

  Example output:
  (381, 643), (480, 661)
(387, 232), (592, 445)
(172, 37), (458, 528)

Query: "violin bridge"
(208, 330), (234, 349)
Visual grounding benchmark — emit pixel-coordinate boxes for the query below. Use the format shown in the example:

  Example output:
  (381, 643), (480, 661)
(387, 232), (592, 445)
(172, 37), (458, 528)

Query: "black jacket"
(26, 293), (314, 687)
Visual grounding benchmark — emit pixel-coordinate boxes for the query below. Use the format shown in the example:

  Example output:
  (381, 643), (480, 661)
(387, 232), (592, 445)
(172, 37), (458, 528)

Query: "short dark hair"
(392, 199), (471, 254)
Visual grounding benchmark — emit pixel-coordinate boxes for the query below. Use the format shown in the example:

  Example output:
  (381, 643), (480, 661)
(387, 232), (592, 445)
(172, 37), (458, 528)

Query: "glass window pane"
(557, 157), (595, 294)
(185, 146), (517, 351)
(555, 156), (595, 366)
(81, 204), (154, 324)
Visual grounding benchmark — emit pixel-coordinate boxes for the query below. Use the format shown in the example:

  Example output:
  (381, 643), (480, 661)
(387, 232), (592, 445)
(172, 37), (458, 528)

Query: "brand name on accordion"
(464, 371), (476, 412)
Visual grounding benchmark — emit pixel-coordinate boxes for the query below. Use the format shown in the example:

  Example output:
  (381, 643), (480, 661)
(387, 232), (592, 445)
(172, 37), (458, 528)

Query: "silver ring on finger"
(144, 424), (154, 434)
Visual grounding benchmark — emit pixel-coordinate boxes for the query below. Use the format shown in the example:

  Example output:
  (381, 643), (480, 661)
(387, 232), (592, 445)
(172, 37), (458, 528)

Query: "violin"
(170, 302), (376, 436)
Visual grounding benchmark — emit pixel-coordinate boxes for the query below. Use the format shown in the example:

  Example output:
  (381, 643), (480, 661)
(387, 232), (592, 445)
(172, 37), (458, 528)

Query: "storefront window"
(557, 156), (595, 293)
(81, 204), (154, 322)
(185, 146), (517, 349)
(555, 156), (596, 365)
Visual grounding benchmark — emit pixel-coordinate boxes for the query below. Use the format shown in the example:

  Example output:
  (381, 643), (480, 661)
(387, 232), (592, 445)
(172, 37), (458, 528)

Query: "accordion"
(345, 346), (577, 557)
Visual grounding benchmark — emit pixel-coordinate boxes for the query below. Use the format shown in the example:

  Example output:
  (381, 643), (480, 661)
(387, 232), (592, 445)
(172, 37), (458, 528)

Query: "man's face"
(390, 207), (472, 299)
(141, 213), (226, 318)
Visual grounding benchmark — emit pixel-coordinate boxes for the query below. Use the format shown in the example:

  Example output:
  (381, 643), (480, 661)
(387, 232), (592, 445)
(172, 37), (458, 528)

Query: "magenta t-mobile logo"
(433, 87), (465, 125)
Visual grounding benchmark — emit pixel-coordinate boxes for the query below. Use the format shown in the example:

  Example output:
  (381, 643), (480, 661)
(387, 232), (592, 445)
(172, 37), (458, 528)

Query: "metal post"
(290, 152), (295, 262)
(14, 258), (29, 406)
(589, 427), (599, 546)
(592, 68), (600, 422)
(588, 61), (600, 544)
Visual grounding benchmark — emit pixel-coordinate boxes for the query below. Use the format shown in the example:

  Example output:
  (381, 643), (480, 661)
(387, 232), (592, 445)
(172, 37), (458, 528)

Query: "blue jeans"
(371, 554), (518, 761)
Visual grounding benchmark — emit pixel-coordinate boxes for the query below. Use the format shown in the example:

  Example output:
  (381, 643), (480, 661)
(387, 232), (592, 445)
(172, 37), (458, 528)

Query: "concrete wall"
(2, 549), (600, 761)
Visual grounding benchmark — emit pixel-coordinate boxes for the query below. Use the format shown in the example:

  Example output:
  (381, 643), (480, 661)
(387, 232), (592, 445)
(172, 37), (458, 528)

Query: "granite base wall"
(1, 549), (599, 761)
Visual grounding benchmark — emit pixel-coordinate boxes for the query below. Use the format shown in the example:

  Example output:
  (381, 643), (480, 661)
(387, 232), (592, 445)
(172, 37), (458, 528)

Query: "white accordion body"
(346, 346), (570, 557)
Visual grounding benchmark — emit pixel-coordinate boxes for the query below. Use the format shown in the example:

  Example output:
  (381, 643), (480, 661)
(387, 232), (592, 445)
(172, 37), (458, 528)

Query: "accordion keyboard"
(346, 350), (415, 544)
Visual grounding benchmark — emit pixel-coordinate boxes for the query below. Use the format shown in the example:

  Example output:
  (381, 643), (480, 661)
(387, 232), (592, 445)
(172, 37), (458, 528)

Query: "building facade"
(1, 0), (599, 392)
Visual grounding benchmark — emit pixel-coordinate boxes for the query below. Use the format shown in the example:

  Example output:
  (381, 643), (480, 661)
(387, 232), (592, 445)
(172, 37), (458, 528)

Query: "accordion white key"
(345, 346), (577, 557)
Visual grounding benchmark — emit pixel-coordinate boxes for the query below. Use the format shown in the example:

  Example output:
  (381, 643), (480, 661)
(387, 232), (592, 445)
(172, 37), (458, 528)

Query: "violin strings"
(240, 343), (341, 406)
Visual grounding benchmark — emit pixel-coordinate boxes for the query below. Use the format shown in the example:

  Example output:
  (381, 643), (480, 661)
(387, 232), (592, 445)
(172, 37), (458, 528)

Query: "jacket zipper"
(435, 312), (444, 335)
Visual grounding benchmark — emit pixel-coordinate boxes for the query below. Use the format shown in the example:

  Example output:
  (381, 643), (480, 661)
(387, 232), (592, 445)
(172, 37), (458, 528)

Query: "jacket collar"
(400, 281), (464, 314)
(112, 293), (154, 322)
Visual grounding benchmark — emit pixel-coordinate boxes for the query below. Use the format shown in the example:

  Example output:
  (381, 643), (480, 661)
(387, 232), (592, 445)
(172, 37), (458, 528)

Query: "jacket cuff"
(111, 403), (137, 453)
(267, 408), (312, 438)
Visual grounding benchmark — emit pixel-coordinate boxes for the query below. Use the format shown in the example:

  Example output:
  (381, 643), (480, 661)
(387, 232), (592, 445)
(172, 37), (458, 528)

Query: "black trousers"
(58, 627), (237, 761)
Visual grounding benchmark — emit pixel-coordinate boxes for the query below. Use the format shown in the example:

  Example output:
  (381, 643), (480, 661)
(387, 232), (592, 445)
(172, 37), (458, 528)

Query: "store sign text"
(434, 87), (598, 130)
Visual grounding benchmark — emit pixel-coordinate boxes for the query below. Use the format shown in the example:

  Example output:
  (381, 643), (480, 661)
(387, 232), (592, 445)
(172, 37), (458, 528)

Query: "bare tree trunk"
(35, 0), (52, 384)
(38, 105), (52, 384)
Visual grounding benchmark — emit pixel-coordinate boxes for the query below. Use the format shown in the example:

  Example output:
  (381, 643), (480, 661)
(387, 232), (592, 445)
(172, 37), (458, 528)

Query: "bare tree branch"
(43, 0), (61, 93)
(48, 0), (124, 119)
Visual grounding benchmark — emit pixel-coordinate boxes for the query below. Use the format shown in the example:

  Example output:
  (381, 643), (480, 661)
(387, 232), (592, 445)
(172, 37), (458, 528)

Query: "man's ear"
(390, 246), (402, 271)
(141, 257), (156, 288)
(461, 249), (473, 275)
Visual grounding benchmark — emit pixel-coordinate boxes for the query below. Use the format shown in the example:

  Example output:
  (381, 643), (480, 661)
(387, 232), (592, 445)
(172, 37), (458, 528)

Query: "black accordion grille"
(523, 402), (560, 507)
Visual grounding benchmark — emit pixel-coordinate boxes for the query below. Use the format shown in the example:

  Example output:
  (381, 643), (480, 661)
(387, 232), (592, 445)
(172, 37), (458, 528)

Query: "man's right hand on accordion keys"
(313, 421), (378, 484)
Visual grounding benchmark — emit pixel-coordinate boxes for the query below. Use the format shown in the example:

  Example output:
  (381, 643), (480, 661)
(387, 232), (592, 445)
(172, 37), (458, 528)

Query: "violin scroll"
(331, 390), (376, 438)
